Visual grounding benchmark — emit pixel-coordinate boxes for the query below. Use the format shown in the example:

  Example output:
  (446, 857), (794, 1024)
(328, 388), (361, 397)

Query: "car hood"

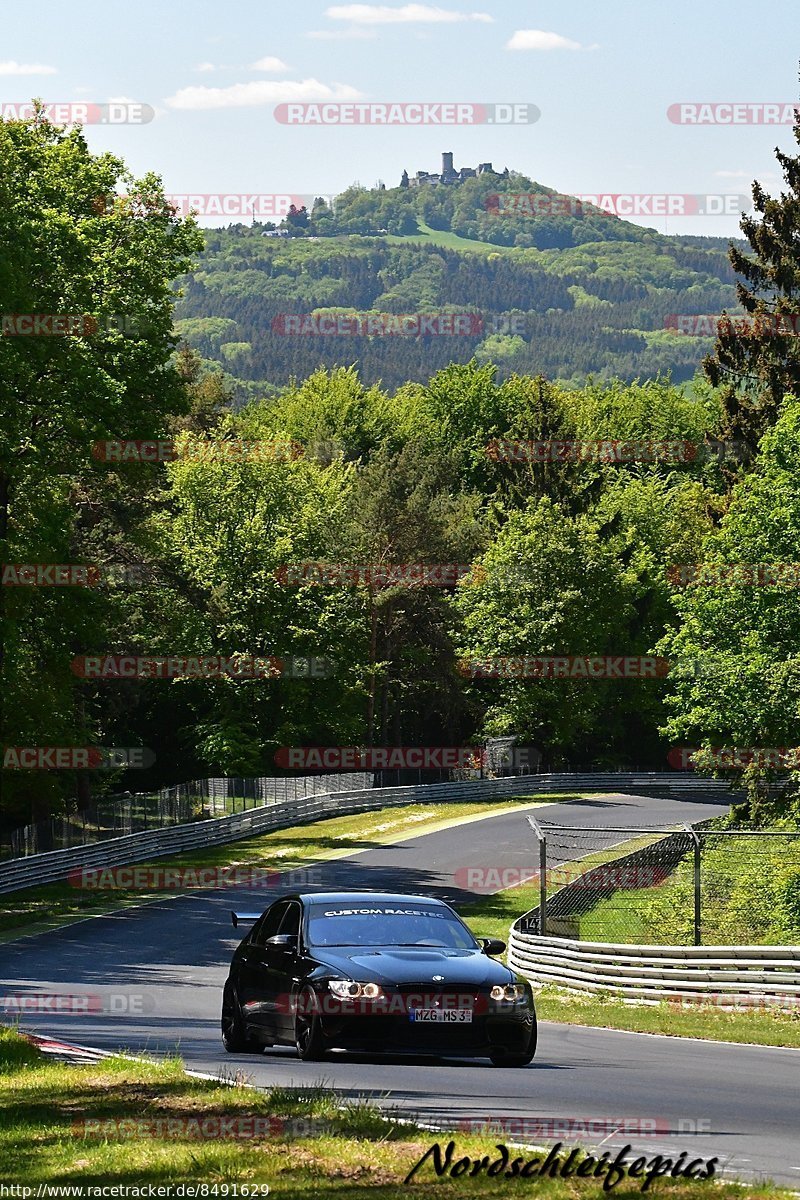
(311, 946), (513, 986)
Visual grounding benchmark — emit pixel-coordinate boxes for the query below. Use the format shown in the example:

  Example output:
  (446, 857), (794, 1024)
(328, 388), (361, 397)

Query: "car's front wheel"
(221, 981), (262, 1054)
(295, 987), (328, 1061)
(489, 1022), (537, 1067)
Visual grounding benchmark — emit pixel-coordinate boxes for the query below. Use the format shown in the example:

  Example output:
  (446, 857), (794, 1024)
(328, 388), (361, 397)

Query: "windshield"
(307, 903), (479, 949)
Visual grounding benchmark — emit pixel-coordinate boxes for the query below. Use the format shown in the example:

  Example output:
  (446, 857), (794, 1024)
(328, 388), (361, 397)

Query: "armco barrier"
(0, 772), (737, 894)
(507, 931), (800, 1004)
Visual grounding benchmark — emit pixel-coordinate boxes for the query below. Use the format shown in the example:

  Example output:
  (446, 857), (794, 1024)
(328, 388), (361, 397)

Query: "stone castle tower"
(400, 153), (507, 188)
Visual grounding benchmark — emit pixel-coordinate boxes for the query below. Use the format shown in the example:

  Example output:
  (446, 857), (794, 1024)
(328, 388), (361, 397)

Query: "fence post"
(684, 824), (701, 946)
(527, 816), (547, 937)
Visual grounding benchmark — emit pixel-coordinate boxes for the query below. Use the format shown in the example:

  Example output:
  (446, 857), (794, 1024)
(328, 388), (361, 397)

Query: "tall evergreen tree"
(704, 104), (800, 451)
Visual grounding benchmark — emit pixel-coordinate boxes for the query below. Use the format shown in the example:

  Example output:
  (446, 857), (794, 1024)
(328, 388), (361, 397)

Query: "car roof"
(293, 891), (449, 906)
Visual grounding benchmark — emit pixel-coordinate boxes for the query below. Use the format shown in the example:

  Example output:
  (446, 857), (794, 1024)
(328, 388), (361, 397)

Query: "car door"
(237, 900), (289, 1037)
(269, 900), (303, 1041)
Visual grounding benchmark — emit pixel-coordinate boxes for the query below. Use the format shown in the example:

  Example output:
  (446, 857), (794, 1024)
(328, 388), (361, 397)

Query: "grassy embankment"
(0, 1028), (785, 1197)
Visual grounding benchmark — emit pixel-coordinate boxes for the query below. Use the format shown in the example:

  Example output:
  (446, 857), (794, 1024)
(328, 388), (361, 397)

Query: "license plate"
(410, 1008), (473, 1023)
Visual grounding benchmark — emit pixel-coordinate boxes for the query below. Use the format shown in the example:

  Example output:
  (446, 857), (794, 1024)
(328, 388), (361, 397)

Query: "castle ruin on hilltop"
(400, 152), (509, 188)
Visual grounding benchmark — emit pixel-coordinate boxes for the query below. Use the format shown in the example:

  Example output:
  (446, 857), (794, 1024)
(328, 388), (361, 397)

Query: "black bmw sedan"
(221, 891), (537, 1066)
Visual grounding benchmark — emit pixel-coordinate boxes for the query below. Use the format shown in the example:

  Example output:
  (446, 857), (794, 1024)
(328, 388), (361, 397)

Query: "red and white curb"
(22, 1031), (109, 1063)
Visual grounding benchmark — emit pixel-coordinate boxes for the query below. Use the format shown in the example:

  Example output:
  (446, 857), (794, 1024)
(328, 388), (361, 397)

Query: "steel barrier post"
(527, 815), (547, 937)
(684, 824), (701, 946)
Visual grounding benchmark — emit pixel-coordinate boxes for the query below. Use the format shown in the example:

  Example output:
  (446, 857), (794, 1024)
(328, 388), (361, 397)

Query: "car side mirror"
(266, 934), (295, 951)
(480, 937), (506, 956)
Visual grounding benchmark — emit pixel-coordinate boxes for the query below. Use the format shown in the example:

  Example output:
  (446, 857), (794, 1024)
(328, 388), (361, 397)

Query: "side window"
(277, 902), (301, 948)
(248, 914), (267, 945)
(251, 901), (288, 946)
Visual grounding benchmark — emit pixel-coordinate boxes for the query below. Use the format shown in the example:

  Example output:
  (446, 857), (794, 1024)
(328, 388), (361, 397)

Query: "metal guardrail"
(0, 771), (737, 895)
(0, 772), (376, 859)
(507, 932), (800, 1003)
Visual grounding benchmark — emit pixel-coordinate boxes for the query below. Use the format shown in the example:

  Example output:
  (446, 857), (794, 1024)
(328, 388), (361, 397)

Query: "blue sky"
(2, 0), (798, 235)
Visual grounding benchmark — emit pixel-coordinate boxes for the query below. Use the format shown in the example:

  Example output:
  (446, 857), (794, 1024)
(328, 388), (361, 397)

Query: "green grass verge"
(532, 986), (800, 1048)
(568, 832), (690, 945)
(577, 881), (669, 943)
(0, 1028), (784, 1196)
(0, 797), (572, 942)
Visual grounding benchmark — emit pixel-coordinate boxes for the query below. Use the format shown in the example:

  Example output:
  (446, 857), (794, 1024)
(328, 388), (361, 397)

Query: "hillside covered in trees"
(174, 171), (743, 394)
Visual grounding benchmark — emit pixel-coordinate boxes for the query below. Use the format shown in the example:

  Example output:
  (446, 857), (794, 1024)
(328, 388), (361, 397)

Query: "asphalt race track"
(2, 790), (799, 1186)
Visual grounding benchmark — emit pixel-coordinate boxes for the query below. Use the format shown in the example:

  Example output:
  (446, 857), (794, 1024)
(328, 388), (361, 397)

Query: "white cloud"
(325, 4), (492, 24)
(164, 79), (362, 111)
(0, 60), (57, 75)
(194, 62), (217, 73)
(507, 30), (590, 51)
(250, 56), (291, 72)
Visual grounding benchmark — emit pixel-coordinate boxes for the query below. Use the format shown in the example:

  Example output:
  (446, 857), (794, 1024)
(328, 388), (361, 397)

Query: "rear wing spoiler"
(231, 911), (261, 928)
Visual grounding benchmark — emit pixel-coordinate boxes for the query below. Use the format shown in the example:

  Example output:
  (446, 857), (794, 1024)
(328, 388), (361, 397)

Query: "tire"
(490, 1021), (537, 1068)
(295, 987), (328, 1061)
(221, 981), (263, 1054)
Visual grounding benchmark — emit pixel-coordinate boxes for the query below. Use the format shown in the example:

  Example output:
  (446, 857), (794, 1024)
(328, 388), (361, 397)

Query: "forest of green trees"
(174, 173), (741, 391)
(3, 111), (800, 832)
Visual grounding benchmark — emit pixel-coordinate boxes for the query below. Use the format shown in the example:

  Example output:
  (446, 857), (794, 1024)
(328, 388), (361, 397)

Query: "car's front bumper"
(315, 988), (535, 1055)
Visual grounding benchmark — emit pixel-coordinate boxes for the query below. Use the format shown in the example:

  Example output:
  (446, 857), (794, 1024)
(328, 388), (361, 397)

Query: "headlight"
(490, 984), (526, 1002)
(328, 980), (384, 999)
